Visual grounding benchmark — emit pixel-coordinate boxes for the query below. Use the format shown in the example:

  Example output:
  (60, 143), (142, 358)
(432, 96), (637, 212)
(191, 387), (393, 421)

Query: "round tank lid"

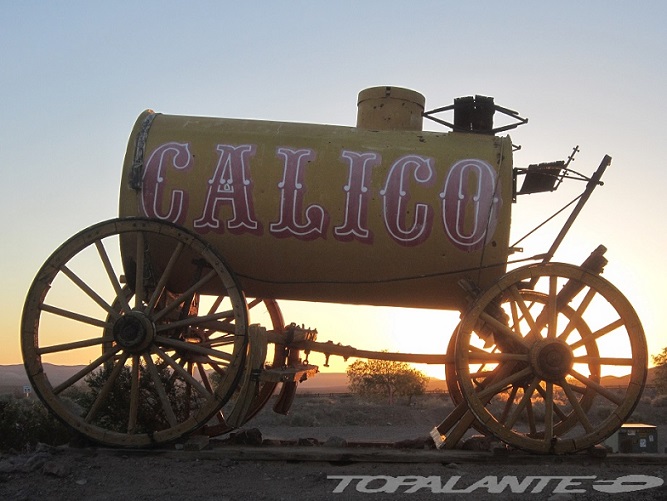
(357, 86), (426, 107)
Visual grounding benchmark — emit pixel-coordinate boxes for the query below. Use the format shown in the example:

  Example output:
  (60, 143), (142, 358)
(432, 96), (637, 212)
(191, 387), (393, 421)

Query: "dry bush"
(0, 396), (71, 452)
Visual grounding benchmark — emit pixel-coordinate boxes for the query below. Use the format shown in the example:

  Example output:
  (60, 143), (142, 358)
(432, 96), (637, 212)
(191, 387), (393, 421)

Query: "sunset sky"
(1, 1), (666, 378)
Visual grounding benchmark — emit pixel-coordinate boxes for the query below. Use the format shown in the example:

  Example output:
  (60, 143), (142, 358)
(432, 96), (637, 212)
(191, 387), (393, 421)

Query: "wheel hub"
(112, 311), (155, 353)
(530, 338), (573, 382)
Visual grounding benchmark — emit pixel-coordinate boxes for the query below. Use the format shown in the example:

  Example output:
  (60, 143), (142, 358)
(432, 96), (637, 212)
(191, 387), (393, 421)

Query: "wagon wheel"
(455, 262), (647, 454)
(202, 298), (288, 436)
(103, 292), (290, 437)
(445, 290), (599, 437)
(21, 218), (248, 447)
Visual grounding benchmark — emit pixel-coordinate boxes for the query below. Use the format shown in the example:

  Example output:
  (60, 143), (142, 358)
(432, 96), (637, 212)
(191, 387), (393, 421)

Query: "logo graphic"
(327, 474), (664, 495)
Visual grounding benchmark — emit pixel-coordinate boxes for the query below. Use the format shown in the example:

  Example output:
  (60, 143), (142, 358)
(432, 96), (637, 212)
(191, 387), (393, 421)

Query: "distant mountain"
(0, 365), (444, 394)
(0, 363), (87, 389)
(0, 364), (656, 395)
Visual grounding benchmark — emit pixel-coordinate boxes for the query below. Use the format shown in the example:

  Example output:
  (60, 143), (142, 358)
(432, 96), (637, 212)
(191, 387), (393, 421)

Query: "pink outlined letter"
(141, 142), (192, 224)
(380, 155), (434, 246)
(440, 159), (500, 252)
(269, 147), (328, 240)
(193, 144), (261, 235)
(333, 150), (380, 243)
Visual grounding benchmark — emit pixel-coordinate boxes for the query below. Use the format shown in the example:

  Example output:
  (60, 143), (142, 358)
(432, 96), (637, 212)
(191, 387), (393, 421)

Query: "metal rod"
(537, 155), (611, 267)
(266, 331), (454, 365)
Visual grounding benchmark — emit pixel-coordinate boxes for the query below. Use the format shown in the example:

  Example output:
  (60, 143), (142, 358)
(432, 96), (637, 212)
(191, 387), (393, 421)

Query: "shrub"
(0, 396), (70, 452)
(347, 359), (428, 405)
(652, 347), (667, 395)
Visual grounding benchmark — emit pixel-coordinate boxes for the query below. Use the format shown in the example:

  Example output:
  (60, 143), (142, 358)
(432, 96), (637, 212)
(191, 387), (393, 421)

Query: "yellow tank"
(118, 88), (514, 309)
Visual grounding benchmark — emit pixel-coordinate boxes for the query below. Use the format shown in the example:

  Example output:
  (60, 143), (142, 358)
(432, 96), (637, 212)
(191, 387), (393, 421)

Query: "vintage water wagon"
(21, 87), (648, 454)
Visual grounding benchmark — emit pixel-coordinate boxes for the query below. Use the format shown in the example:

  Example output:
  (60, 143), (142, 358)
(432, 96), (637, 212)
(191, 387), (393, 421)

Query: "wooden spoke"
(561, 378), (594, 433)
(479, 312), (530, 350)
(534, 383), (569, 422)
(557, 287), (596, 343)
(499, 385), (520, 424)
(53, 345), (121, 394)
(509, 300), (521, 332)
(464, 346), (502, 381)
(155, 335), (234, 363)
(508, 285), (538, 335)
(555, 316), (579, 346)
(85, 352), (130, 423)
(145, 241), (185, 313)
(543, 382), (554, 443)
(36, 334), (114, 355)
(198, 321), (238, 340)
(566, 383), (588, 395)
(454, 262), (647, 454)
(569, 318), (625, 351)
(22, 218), (248, 447)
(202, 326), (236, 339)
(526, 398), (537, 435)
(553, 290), (599, 347)
(208, 360), (228, 377)
(128, 355), (140, 434)
(572, 356), (634, 365)
(468, 369), (498, 380)
(202, 298), (290, 438)
(207, 295), (225, 315)
(205, 335), (239, 348)
(152, 346), (210, 398)
(569, 369), (624, 406)
(184, 360), (193, 416)
(60, 265), (119, 319)
(95, 240), (131, 315)
(152, 269), (218, 322)
(143, 354), (177, 427)
(40, 304), (110, 328)
(134, 231), (145, 308)
(247, 298), (262, 309)
(547, 276), (558, 338)
(504, 377), (540, 429)
(467, 352), (529, 363)
(154, 309), (235, 333)
(197, 362), (214, 393)
(478, 367), (533, 400)
(196, 362), (226, 426)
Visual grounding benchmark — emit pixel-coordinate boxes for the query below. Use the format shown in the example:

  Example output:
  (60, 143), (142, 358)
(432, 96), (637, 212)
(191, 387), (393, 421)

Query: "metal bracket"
(423, 96), (528, 134)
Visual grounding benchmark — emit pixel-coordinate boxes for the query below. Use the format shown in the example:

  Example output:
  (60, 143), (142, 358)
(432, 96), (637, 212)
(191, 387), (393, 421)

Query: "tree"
(346, 358), (428, 405)
(652, 347), (667, 395)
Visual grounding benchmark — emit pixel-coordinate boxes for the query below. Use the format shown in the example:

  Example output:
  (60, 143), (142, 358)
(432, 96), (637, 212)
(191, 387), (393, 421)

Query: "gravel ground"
(1, 428), (666, 501)
(2, 396), (666, 500)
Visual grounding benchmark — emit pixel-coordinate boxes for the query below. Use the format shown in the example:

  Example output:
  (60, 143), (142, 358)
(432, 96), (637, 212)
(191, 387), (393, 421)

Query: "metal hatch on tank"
(21, 86), (648, 455)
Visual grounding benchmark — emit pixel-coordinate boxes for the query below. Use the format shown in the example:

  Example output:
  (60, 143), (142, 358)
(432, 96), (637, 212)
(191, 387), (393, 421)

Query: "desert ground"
(2, 392), (667, 500)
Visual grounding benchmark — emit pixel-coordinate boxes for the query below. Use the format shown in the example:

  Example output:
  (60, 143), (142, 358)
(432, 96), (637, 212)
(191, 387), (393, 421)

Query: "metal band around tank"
(129, 111), (159, 190)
